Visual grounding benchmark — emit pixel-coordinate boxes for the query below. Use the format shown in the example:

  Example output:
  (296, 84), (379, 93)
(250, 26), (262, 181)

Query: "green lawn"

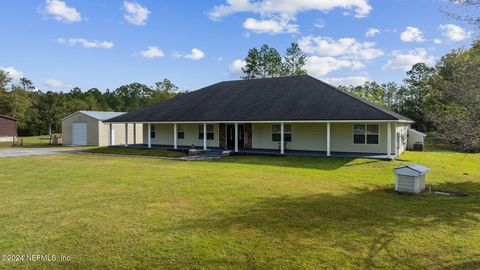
(0, 145), (479, 269)
(84, 147), (187, 158)
(0, 135), (63, 148)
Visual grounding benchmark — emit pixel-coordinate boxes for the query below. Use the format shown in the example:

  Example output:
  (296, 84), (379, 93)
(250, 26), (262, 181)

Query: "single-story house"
(106, 75), (415, 159)
(62, 111), (143, 146)
(0, 115), (17, 142)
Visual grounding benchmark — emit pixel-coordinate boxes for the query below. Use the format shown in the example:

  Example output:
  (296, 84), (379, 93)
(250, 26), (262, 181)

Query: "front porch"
(108, 121), (405, 160)
(110, 144), (394, 160)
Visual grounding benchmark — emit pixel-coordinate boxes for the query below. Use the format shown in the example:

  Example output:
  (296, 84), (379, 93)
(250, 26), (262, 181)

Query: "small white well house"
(393, 164), (431, 193)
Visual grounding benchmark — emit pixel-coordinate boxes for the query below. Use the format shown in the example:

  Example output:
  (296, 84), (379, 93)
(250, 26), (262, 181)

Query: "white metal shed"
(407, 129), (427, 150)
(393, 164), (431, 193)
(62, 111), (143, 146)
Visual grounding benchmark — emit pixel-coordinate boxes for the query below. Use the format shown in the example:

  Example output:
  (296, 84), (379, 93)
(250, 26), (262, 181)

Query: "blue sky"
(0, 0), (475, 92)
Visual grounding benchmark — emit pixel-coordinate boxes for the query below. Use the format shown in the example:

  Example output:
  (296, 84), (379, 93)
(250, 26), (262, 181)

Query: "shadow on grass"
(432, 181), (480, 194)
(173, 183), (480, 268)
(84, 147), (187, 158)
(209, 155), (363, 170)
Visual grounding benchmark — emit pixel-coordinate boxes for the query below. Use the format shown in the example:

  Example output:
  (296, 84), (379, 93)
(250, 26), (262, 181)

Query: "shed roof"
(106, 75), (412, 123)
(408, 129), (427, 137)
(63, 111), (126, 121)
(0, 115), (17, 121)
(393, 164), (431, 175)
(80, 111), (126, 120)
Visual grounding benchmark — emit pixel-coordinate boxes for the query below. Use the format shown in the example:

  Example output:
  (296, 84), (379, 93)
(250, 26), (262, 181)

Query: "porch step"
(198, 149), (229, 158)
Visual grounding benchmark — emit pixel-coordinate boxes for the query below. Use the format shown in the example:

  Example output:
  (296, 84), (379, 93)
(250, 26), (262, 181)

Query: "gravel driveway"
(0, 148), (77, 158)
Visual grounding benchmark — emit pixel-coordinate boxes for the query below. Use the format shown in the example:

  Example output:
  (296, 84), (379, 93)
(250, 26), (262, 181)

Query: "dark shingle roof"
(107, 75), (411, 122)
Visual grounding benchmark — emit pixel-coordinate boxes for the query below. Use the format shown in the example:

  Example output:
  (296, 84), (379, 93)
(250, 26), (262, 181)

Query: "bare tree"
(443, 0), (480, 27)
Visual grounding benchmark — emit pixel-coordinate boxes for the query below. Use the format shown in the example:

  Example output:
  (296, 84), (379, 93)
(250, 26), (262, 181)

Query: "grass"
(84, 147), (187, 158)
(0, 144), (479, 269)
(0, 135), (63, 148)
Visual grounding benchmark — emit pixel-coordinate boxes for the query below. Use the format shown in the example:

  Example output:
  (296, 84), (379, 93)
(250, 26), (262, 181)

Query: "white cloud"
(365, 28), (380, 37)
(305, 56), (364, 77)
(298, 35), (384, 60)
(229, 59), (246, 76)
(209, 0), (371, 35)
(123, 1), (150, 25)
(383, 48), (435, 71)
(138, 46), (164, 58)
(208, 0), (372, 20)
(439, 24), (472, 41)
(324, 76), (369, 87)
(57, 38), (114, 49)
(0, 67), (24, 80)
(174, 48), (205, 60)
(400, 26), (425, 42)
(433, 38), (442, 44)
(185, 48), (205, 60)
(243, 18), (298, 34)
(42, 0), (82, 23)
(44, 78), (72, 89)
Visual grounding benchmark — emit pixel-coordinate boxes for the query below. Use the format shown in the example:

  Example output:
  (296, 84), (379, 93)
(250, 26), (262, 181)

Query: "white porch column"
(133, 123), (136, 144)
(234, 123), (238, 153)
(124, 123), (128, 147)
(109, 123), (113, 146)
(203, 123), (207, 150)
(280, 122), (284, 154)
(394, 123), (398, 157)
(327, 122), (331, 157)
(147, 123), (152, 148)
(174, 123), (178, 150)
(387, 122), (392, 159)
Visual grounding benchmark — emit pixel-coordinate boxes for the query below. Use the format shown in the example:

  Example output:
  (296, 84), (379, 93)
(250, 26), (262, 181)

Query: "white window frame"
(199, 124), (215, 140)
(272, 124), (292, 142)
(177, 124), (185, 140)
(353, 124), (379, 145)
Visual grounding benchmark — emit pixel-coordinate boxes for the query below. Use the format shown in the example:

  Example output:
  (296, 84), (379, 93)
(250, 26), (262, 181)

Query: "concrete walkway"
(0, 148), (77, 158)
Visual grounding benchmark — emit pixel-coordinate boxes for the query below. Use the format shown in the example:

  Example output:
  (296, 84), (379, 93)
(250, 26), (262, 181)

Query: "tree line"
(339, 40), (480, 152)
(0, 75), (180, 136)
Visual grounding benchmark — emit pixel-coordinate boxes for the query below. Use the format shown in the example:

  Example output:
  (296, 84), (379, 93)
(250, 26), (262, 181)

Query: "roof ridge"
(80, 110), (126, 113)
(306, 75), (407, 121)
(219, 74), (309, 84)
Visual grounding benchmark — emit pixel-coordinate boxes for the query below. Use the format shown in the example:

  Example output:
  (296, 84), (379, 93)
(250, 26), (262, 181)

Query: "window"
(353, 124), (379, 144)
(150, 126), (156, 139)
(177, 125), (184, 139)
(198, 124), (214, 140)
(272, 124), (292, 142)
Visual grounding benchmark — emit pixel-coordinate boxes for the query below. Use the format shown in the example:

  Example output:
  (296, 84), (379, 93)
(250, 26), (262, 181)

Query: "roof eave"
(104, 119), (414, 124)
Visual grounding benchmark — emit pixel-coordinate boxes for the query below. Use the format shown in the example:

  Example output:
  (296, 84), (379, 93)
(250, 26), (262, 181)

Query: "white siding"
(251, 122), (410, 155)
(252, 123), (326, 151)
(396, 175), (416, 193)
(142, 123), (219, 148)
(62, 111), (143, 146)
(61, 112), (99, 146)
(396, 123), (410, 155)
(98, 122), (142, 146)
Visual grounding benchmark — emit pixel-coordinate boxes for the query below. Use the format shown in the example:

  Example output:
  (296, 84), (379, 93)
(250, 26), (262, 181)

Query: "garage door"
(72, 123), (87, 146)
